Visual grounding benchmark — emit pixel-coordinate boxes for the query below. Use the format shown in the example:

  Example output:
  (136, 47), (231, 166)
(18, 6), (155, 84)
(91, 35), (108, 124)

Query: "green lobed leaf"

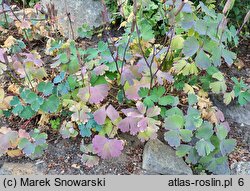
(18, 138), (35, 156)
(194, 19), (208, 35)
(164, 131), (180, 147)
(238, 91), (250, 106)
(195, 50), (211, 69)
(30, 98), (44, 112)
(188, 94), (198, 105)
(165, 107), (183, 118)
(10, 96), (21, 106)
(158, 95), (178, 106)
(223, 91), (235, 105)
(53, 72), (66, 84)
(180, 129), (193, 142)
(140, 20), (154, 41)
(183, 36), (199, 57)
(25, 92), (38, 104)
(164, 114), (184, 130)
(196, 122), (214, 140)
(68, 58), (80, 74)
(171, 35), (184, 50)
(78, 123), (92, 138)
(37, 82), (54, 96)
(220, 139), (236, 156)
(151, 86), (166, 98)
(195, 139), (215, 156)
(40, 95), (60, 113)
(143, 97), (155, 108)
(215, 125), (229, 140)
(185, 107), (203, 131)
(60, 53), (69, 64)
(186, 148), (200, 164)
(176, 145), (192, 157)
(19, 106), (35, 119)
(12, 104), (24, 115)
(210, 81), (227, 94)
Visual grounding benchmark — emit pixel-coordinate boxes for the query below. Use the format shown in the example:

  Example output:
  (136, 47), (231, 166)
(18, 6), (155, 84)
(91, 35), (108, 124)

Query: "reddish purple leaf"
(118, 117), (140, 135)
(93, 106), (107, 125)
(0, 48), (6, 63)
(18, 129), (30, 139)
(20, 20), (31, 29)
(122, 108), (143, 118)
(221, 121), (230, 132)
(118, 102), (161, 138)
(106, 105), (119, 121)
(81, 66), (87, 76)
(21, 53), (43, 67)
(156, 71), (174, 85)
(136, 101), (146, 114)
(146, 106), (161, 118)
(92, 135), (124, 159)
(34, 2), (42, 11)
(12, 60), (25, 78)
(137, 118), (148, 131)
(0, 130), (18, 150)
(137, 57), (150, 74)
(93, 65), (109, 76)
(215, 107), (225, 122)
(89, 84), (110, 104)
(121, 65), (141, 85)
(125, 78), (150, 100)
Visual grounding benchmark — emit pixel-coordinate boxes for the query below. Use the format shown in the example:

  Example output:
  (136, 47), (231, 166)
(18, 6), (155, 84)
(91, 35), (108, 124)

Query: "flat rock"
(0, 162), (43, 175)
(231, 162), (250, 175)
(233, 124), (250, 147)
(212, 153), (231, 175)
(41, 0), (105, 38)
(142, 139), (193, 175)
(211, 96), (250, 126)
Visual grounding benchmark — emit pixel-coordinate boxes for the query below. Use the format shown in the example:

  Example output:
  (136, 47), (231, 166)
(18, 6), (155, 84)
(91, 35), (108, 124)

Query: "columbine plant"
(0, 0), (249, 174)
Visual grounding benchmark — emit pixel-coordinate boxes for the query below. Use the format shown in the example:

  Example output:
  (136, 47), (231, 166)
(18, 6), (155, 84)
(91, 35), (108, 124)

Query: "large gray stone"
(242, 126), (250, 146)
(212, 154), (231, 175)
(234, 124), (250, 147)
(212, 96), (250, 126)
(142, 139), (193, 175)
(41, 0), (105, 38)
(231, 162), (250, 175)
(211, 96), (250, 146)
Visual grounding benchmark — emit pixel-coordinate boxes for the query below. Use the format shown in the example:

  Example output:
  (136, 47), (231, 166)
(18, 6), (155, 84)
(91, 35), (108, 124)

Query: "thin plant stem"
(1, 2), (9, 27)
(134, 20), (154, 88)
(7, 0), (31, 47)
(63, 0), (75, 40)
(2, 53), (21, 84)
(16, 53), (34, 90)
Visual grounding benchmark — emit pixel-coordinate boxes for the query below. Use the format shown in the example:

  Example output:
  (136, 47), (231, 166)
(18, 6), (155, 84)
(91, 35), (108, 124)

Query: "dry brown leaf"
(0, 87), (4, 102)
(3, 36), (16, 48)
(38, 112), (50, 126)
(234, 58), (245, 70)
(0, 96), (13, 110)
(201, 108), (218, 124)
(183, 83), (195, 94)
(198, 89), (208, 98)
(198, 97), (212, 109)
(7, 149), (22, 157)
(8, 84), (20, 95)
